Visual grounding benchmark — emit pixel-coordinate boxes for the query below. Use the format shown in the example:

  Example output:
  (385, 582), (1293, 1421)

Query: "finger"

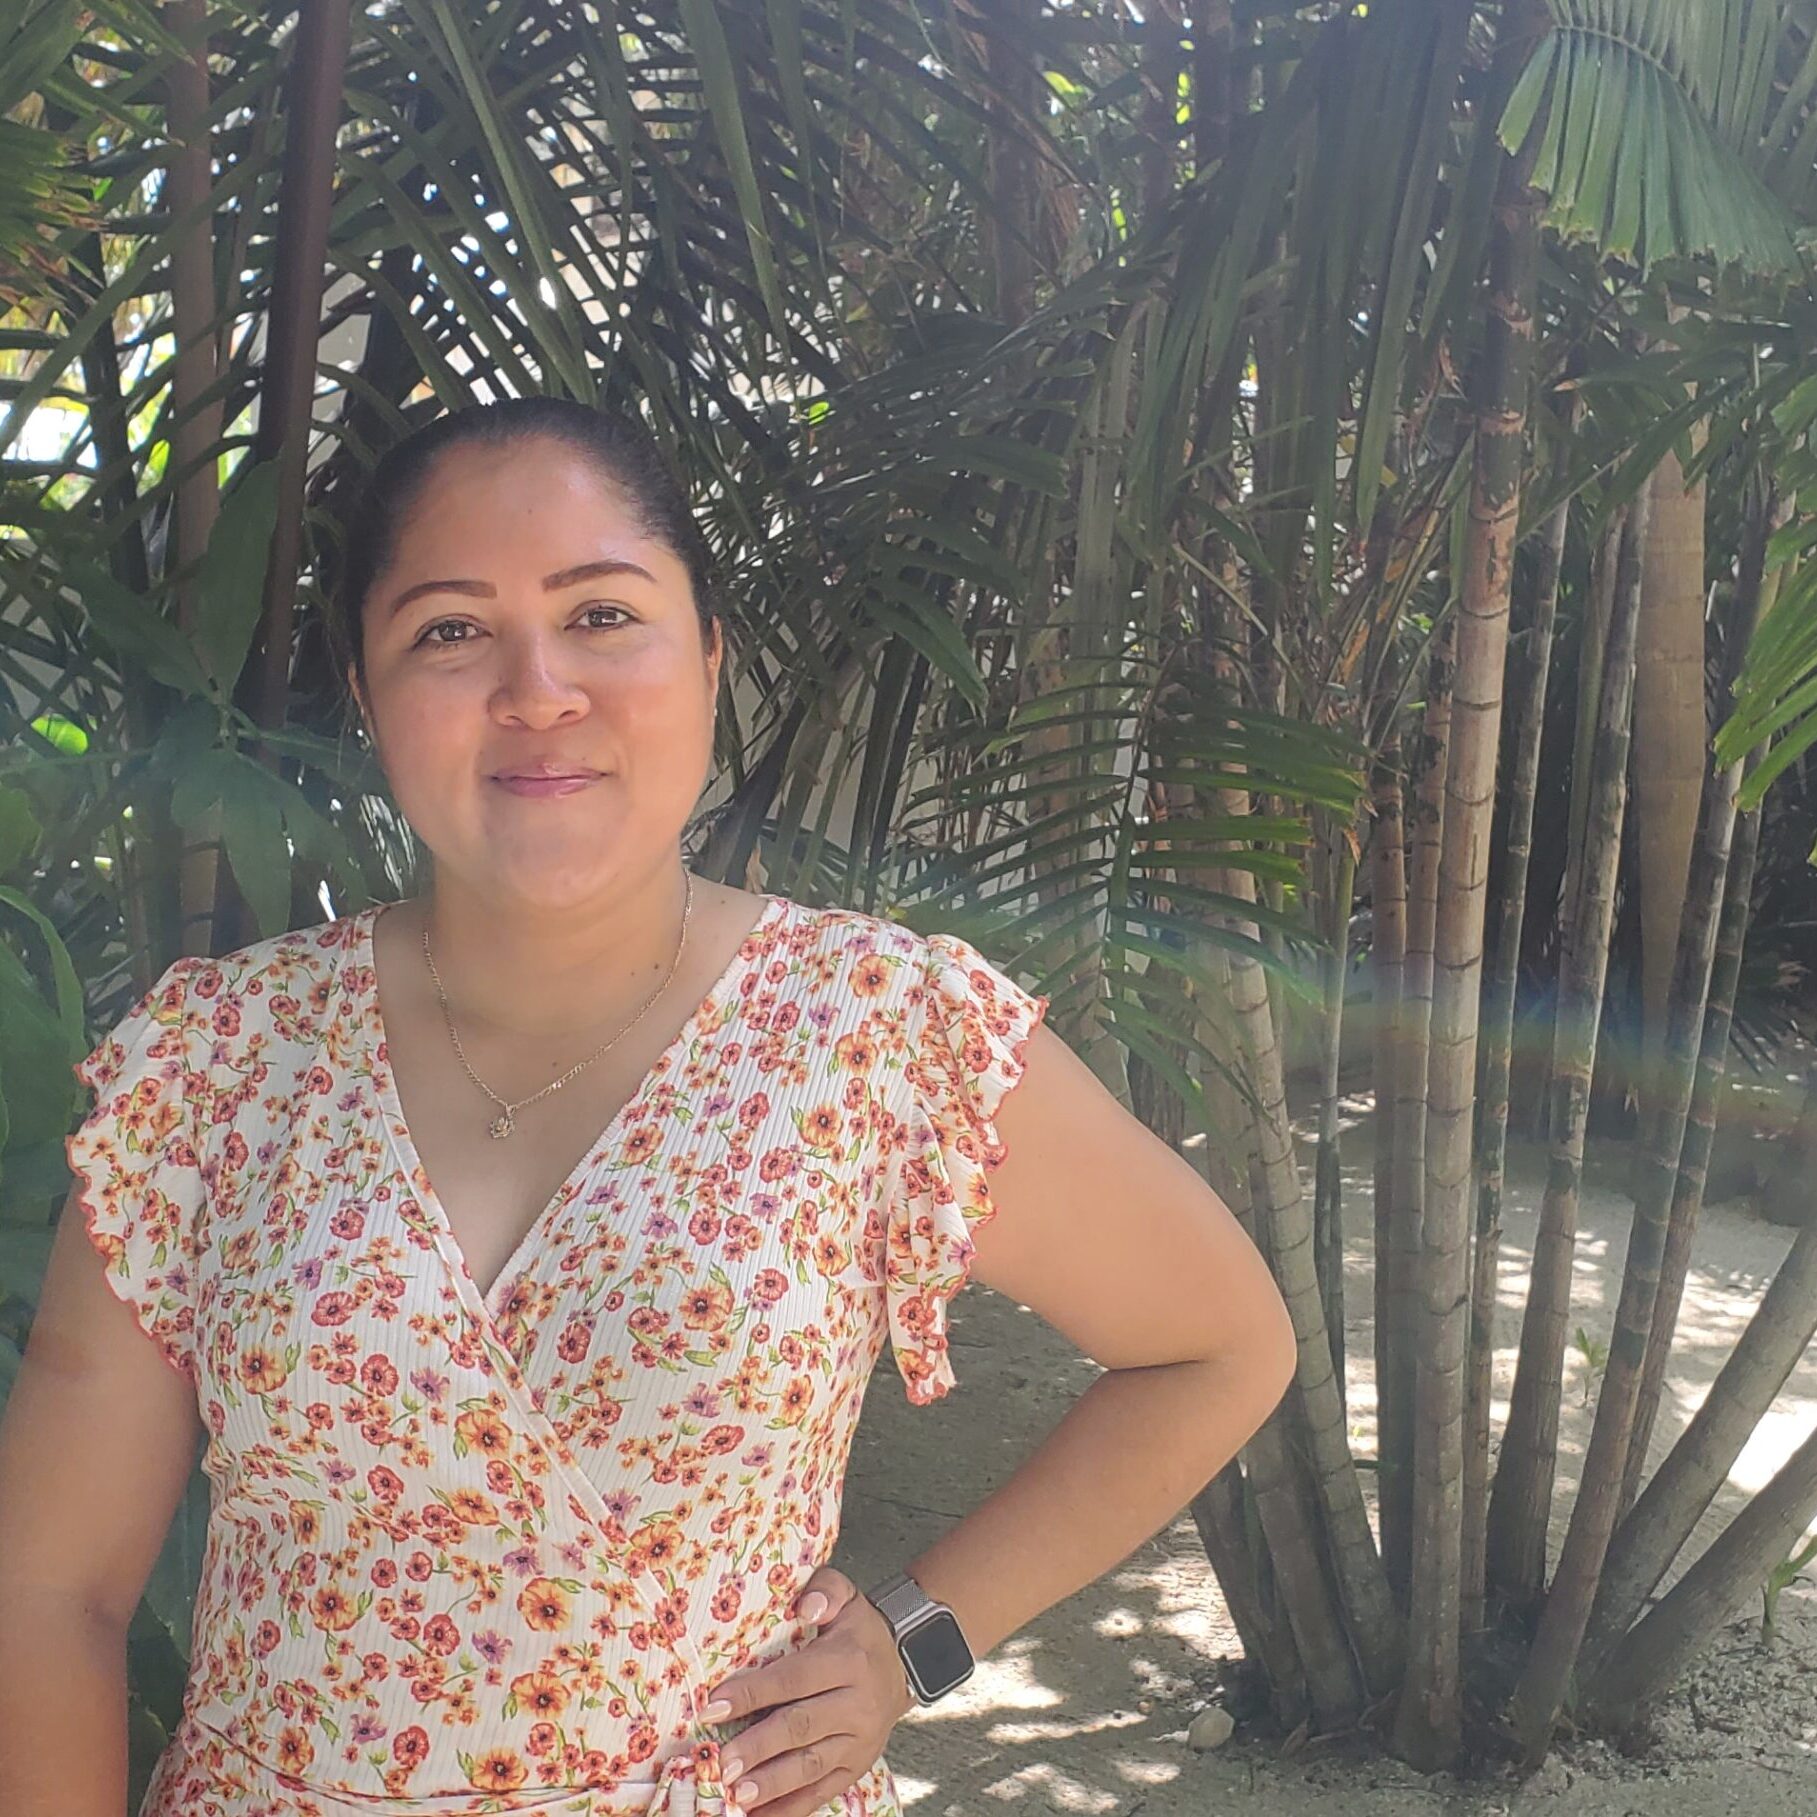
(704, 1634), (848, 1723)
(722, 1709), (860, 1812)
(752, 1765), (861, 1817)
(719, 1686), (857, 1790)
(792, 1565), (856, 1629)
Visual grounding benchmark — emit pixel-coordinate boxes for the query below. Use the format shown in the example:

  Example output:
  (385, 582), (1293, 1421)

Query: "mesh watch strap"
(868, 1572), (936, 1631)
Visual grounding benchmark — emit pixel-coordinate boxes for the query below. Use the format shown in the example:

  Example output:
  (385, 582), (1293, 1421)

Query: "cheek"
(596, 642), (717, 735)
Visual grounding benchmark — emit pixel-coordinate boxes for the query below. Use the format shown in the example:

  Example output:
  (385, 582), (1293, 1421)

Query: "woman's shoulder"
(771, 894), (922, 959)
(143, 908), (369, 1054)
(766, 895), (1024, 1010)
(170, 906), (367, 996)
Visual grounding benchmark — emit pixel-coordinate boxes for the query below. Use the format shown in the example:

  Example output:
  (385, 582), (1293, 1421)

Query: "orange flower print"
(633, 1519), (685, 1573)
(776, 1375), (814, 1425)
(63, 901), (1046, 1815)
(276, 1726), (314, 1774)
(680, 1280), (733, 1332)
(510, 1668), (570, 1720)
(467, 1748), (528, 1792)
(797, 1102), (843, 1153)
(518, 1577), (571, 1631)
(238, 1346), (289, 1395)
(454, 1406), (512, 1460)
(445, 1487), (499, 1526)
(310, 1582), (361, 1632)
(850, 952), (892, 996)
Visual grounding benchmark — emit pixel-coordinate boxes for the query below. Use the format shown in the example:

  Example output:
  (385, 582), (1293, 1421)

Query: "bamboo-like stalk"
(1618, 794), (1760, 1517)
(1371, 743), (1408, 1551)
(1618, 487), (1784, 1516)
(1220, 875), (1404, 1698)
(1465, 481), (1569, 1629)
(1635, 444), (1708, 1113)
(1510, 622), (1751, 1760)
(1383, 621), (1453, 1598)
(1313, 812), (1357, 1407)
(1484, 498), (1646, 1617)
(167, 0), (224, 956)
(1183, 1091), (1312, 1726)
(1394, 0), (1547, 1755)
(1196, 958), (1366, 1724)
(241, 0), (354, 736)
(1581, 1215), (1817, 1676)
(1588, 1425), (1817, 1726)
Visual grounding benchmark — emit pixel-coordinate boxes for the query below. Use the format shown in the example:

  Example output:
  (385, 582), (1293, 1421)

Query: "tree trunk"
(1221, 887), (1404, 1698)
(1185, 1093), (1311, 1729)
(1619, 485), (1785, 1516)
(167, 0), (225, 957)
(1485, 499), (1645, 1618)
(1371, 743), (1408, 1551)
(221, 0), (353, 948)
(1383, 621), (1453, 1599)
(1581, 1216), (1817, 1675)
(1634, 445), (1707, 1112)
(1588, 1425), (1817, 1727)
(1510, 610), (1751, 1759)
(1196, 955), (1367, 1725)
(1394, 7), (1546, 1748)
(1465, 479), (1569, 1630)
(1314, 813), (1357, 1409)
(1618, 799), (1760, 1519)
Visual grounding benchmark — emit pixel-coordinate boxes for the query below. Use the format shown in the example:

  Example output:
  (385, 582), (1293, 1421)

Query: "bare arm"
(904, 1020), (1297, 1659)
(0, 1187), (203, 1817)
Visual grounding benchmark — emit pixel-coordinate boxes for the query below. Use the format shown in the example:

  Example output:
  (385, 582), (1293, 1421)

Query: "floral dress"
(66, 894), (1046, 1817)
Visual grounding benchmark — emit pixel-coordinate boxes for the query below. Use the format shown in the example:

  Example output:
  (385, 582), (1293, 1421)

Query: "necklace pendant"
(488, 1112), (515, 1140)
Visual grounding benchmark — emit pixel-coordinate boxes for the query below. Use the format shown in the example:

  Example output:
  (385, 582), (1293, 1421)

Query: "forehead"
(400, 436), (652, 542)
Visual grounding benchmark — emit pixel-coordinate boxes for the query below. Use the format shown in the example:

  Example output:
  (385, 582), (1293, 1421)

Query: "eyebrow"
(384, 558), (658, 618)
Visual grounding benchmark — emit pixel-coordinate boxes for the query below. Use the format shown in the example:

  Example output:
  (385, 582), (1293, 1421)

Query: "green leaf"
(73, 565), (209, 696)
(190, 459), (282, 690)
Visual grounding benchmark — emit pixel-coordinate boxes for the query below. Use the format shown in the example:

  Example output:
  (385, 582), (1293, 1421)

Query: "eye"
(579, 603), (632, 629)
(415, 618), (477, 648)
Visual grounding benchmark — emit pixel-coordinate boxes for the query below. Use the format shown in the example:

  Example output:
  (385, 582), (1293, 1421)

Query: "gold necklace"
(421, 872), (695, 1140)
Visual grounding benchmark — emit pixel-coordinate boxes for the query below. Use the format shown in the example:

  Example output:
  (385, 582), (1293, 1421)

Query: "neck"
(410, 861), (694, 1041)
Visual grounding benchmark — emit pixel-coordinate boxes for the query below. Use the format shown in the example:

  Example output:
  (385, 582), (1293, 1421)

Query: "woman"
(0, 398), (1296, 1817)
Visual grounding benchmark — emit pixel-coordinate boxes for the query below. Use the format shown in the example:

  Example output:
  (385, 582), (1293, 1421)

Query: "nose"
(488, 628), (589, 731)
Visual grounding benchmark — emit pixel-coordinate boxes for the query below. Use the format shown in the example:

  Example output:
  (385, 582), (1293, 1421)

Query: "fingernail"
(722, 1755), (744, 1781)
(799, 1592), (829, 1624)
(736, 1780), (760, 1804)
(702, 1699), (733, 1722)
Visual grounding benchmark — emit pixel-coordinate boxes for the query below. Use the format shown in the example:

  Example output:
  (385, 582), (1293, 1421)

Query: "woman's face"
(353, 434), (721, 912)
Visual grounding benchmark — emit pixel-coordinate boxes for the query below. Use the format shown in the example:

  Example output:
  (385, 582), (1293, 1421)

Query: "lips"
(490, 764), (602, 781)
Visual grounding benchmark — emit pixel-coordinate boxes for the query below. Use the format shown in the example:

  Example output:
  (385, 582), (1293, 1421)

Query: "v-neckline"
(359, 892), (788, 1324)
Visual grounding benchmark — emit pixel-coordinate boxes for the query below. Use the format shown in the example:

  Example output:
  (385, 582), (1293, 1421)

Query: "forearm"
(905, 1354), (1280, 1660)
(0, 1589), (130, 1816)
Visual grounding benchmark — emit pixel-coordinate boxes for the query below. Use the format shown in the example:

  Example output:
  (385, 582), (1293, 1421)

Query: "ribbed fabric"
(67, 895), (1044, 1815)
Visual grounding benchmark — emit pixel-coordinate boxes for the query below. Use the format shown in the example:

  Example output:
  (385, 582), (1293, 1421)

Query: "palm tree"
(10, 4), (1817, 1802)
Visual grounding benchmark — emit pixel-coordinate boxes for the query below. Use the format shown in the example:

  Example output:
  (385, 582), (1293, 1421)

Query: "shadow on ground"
(832, 1131), (1817, 1815)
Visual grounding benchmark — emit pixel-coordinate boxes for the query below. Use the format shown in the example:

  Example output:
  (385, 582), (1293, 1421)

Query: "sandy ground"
(832, 1126), (1817, 1813)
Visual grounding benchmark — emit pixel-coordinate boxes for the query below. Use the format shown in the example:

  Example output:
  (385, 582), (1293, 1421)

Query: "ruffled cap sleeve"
(64, 956), (212, 1382)
(885, 931), (1047, 1404)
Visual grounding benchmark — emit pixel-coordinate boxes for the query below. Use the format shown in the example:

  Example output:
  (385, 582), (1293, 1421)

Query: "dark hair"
(327, 398), (720, 689)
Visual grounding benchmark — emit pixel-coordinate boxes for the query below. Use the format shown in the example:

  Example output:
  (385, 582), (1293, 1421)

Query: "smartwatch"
(864, 1571), (976, 1704)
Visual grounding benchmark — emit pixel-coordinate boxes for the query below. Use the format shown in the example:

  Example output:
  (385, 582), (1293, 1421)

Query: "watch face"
(901, 1608), (973, 1698)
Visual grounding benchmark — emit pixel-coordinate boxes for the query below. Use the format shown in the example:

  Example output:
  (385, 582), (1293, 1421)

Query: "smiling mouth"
(490, 771), (603, 796)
